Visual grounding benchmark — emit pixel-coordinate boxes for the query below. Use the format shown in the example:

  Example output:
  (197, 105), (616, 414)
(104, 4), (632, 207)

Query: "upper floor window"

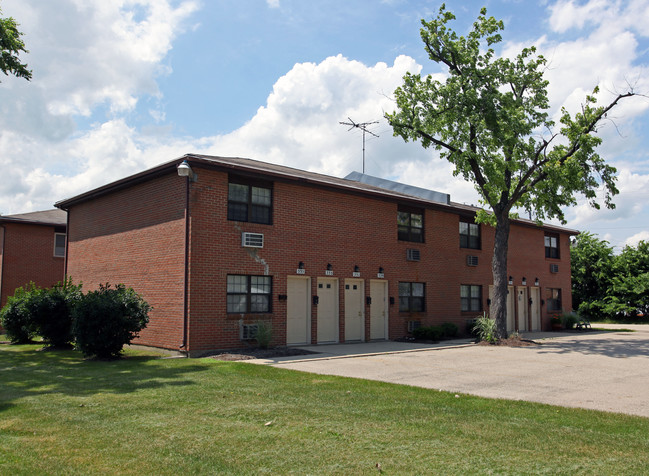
(227, 275), (272, 313)
(459, 219), (480, 249)
(54, 233), (66, 257)
(228, 177), (272, 225)
(460, 284), (482, 312)
(398, 282), (425, 312)
(546, 288), (562, 311)
(398, 206), (424, 242)
(545, 234), (559, 259)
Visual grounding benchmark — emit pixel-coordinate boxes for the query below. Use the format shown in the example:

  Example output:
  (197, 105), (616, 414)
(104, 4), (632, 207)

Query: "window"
(546, 288), (562, 311)
(228, 177), (272, 224)
(398, 206), (424, 242)
(54, 233), (66, 257)
(460, 285), (482, 312)
(227, 275), (272, 313)
(545, 234), (559, 259)
(460, 219), (480, 249)
(398, 282), (425, 312)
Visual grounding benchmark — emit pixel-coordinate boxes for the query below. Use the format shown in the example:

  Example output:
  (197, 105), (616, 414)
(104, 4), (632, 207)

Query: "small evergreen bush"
(31, 278), (82, 348)
(561, 312), (579, 330)
(72, 283), (151, 359)
(0, 285), (36, 344)
(440, 322), (458, 338)
(255, 320), (273, 349)
(412, 325), (443, 341)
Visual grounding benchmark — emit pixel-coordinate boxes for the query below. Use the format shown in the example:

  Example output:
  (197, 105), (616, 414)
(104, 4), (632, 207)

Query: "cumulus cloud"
(625, 231), (649, 247)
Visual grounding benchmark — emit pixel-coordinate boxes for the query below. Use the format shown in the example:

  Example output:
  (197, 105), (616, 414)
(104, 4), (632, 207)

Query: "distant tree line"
(572, 233), (649, 321)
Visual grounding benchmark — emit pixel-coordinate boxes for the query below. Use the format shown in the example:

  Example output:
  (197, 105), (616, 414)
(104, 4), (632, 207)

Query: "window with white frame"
(54, 233), (66, 257)
(227, 275), (272, 313)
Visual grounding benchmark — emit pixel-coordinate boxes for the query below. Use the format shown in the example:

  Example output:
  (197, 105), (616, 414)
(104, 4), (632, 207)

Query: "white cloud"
(266, 0), (280, 8)
(625, 230), (649, 247)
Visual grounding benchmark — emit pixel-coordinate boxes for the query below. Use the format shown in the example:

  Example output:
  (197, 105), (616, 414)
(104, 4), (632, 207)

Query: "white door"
(530, 287), (541, 331)
(516, 286), (528, 331)
(317, 277), (339, 343)
(287, 276), (310, 345)
(370, 280), (388, 340)
(344, 279), (364, 342)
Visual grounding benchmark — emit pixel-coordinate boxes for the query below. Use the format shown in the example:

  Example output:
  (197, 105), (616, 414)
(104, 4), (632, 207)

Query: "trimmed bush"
(440, 322), (458, 338)
(0, 285), (36, 344)
(412, 325), (443, 341)
(72, 283), (151, 359)
(561, 312), (579, 330)
(255, 320), (273, 349)
(31, 279), (83, 348)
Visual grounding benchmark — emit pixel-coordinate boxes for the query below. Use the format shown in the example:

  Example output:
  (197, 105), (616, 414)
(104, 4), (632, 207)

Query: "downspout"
(180, 175), (190, 354)
(0, 225), (5, 307)
(64, 209), (70, 278)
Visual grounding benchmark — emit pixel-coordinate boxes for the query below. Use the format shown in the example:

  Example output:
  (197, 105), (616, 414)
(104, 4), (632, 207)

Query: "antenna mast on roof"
(339, 117), (379, 174)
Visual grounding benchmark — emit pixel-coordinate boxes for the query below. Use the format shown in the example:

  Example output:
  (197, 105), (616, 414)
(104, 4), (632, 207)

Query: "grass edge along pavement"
(1, 342), (648, 475)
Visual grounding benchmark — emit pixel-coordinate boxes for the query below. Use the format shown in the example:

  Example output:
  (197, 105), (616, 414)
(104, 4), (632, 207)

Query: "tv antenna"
(339, 117), (378, 173)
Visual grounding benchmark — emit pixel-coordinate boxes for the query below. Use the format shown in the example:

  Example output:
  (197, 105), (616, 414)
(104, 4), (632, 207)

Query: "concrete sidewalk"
(249, 324), (649, 418)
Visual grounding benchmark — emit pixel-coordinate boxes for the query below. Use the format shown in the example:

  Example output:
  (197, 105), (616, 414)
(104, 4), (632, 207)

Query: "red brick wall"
(0, 223), (65, 308)
(183, 167), (575, 353)
(65, 173), (187, 350)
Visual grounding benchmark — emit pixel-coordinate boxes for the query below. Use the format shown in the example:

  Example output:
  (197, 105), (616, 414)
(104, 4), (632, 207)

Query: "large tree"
(0, 5), (32, 81)
(386, 4), (635, 338)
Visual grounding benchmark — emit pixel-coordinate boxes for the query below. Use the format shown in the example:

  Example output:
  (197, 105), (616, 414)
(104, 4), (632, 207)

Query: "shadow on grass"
(0, 345), (209, 412)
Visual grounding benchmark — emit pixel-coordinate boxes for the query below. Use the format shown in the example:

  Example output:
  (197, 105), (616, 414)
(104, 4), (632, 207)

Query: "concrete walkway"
(249, 324), (649, 418)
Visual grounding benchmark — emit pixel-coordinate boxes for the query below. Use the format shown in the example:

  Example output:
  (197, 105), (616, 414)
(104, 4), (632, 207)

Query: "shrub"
(255, 320), (273, 349)
(561, 312), (579, 330)
(412, 325), (443, 341)
(0, 285), (36, 344)
(31, 278), (82, 348)
(440, 322), (458, 338)
(473, 313), (498, 343)
(72, 283), (151, 359)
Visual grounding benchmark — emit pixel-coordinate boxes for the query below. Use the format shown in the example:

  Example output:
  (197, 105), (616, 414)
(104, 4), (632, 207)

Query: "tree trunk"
(491, 214), (511, 339)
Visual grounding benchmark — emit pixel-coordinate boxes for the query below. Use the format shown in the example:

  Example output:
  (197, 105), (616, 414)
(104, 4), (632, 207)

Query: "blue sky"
(1, 0), (648, 251)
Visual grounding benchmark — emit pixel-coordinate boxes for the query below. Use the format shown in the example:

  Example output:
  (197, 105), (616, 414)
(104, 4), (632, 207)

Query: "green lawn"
(1, 343), (648, 475)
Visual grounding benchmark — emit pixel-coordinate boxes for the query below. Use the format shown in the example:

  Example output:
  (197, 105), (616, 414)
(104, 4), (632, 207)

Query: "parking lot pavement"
(250, 325), (649, 417)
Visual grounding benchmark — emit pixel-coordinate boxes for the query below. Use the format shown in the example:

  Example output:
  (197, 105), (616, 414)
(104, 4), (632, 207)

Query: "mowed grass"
(1, 343), (648, 475)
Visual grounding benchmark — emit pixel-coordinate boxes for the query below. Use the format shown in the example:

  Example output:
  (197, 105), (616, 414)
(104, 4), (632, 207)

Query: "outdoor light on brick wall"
(508, 276), (513, 285)
(296, 261), (305, 274)
(535, 277), (539, 286)
(326, 263), (333, 276)
(353, 265), (360, 277)
(177, 160), (197, 181)
(377, 267), (384, 278)
(522, 277), (527, 285)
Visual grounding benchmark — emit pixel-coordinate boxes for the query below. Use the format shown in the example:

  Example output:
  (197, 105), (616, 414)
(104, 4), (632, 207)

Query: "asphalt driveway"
(250, 324), (649, 417)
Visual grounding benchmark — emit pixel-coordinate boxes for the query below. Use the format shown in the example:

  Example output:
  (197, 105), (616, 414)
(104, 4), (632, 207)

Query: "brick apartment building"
(0, 209), (67, 308)
(55, 154), (576, 356)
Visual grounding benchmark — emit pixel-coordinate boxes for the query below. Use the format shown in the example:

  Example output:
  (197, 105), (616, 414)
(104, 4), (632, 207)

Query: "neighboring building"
(0, 209), (67, 308)
(55, 154), (577, 356)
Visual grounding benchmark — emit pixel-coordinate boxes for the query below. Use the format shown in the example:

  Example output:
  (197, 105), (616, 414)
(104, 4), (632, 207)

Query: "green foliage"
(412, 325), (443, 341)
(561, 312), (579, 330)
(30, 278), (83, 348)
(572, 235), (649, 321)
(386, 4), (635, 338)
(0, 284), (36, 344)
(472, 313), (497, 343)
(72, 283), (151, 359)
(255, 320), (272, 349)
(0, 6), (32, 81)
(440, 322), (458, 338)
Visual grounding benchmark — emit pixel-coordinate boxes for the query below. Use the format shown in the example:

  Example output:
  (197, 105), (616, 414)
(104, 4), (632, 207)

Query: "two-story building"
(55, 154), (576, 356)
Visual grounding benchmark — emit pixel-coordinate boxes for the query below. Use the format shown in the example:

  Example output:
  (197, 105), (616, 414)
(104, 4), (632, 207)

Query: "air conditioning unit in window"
(466, 255), (479, 267)
(242, 232), (264, 248)
(550, 264), (559, 273)
(406, 248), (421, 262)
(240, 323), (259, 340)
